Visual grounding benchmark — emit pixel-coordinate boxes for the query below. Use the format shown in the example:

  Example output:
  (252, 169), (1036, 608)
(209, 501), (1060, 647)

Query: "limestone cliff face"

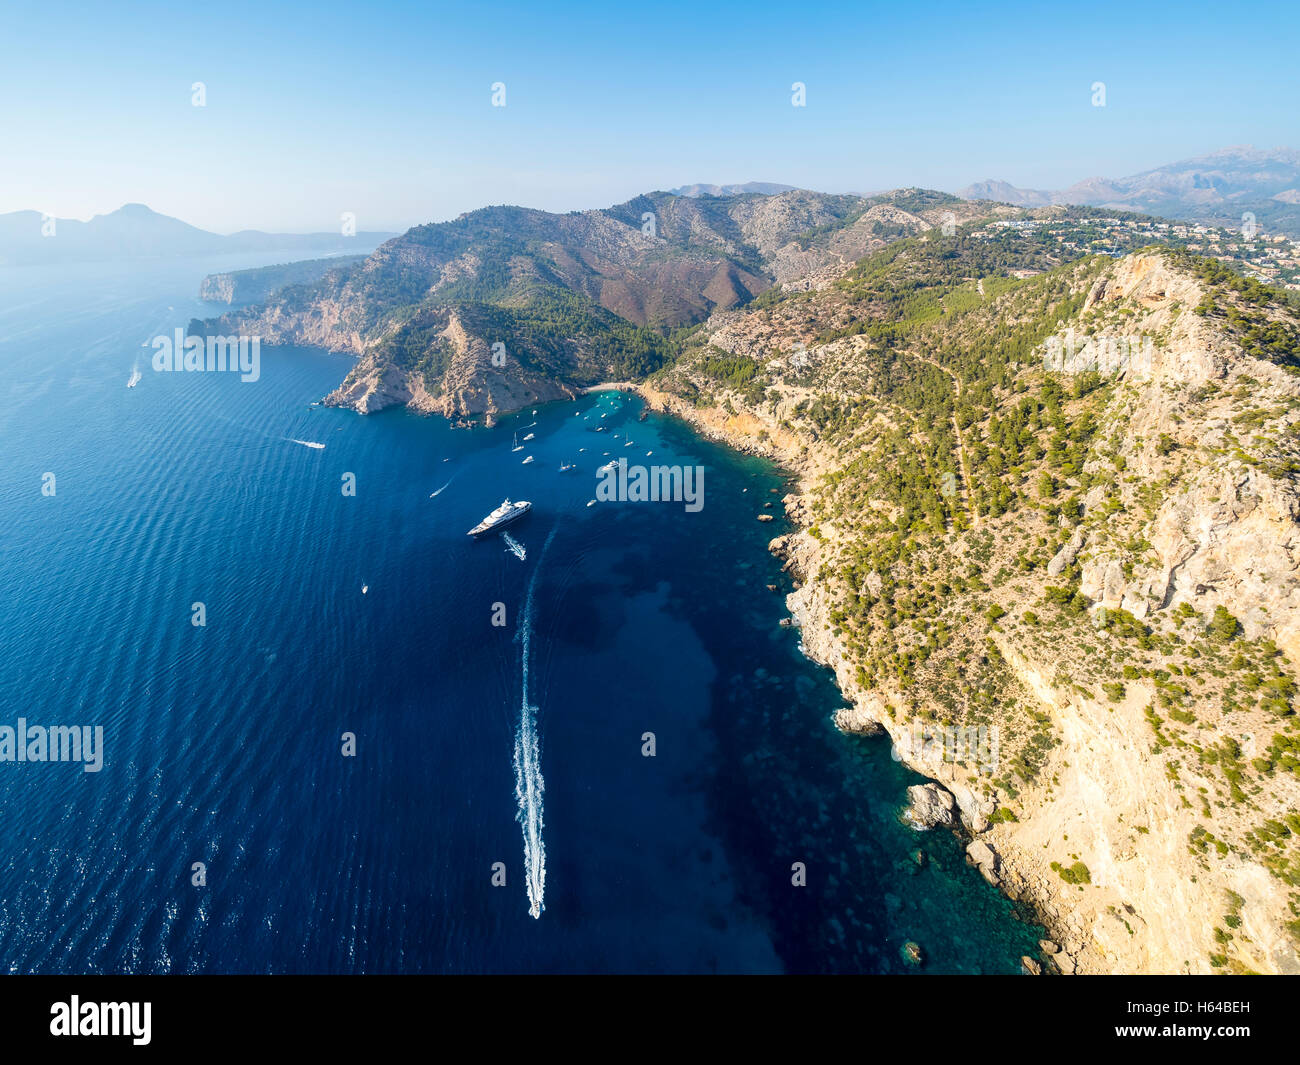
(210, 296), (365, 356)
(1062, 254), (1300, 661)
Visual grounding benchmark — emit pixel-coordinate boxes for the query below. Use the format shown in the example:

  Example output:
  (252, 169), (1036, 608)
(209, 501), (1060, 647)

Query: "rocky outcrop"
(967, 840), (1000, 885)
(1047, 528), (1084, 577)
(903, 783), (957, 829)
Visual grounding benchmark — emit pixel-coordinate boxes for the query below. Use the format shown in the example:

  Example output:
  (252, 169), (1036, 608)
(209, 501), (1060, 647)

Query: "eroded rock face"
(903, 783), (956, 830)
(967, 840), (1000, 885)
(1069, 258), (1300, 659)
(322, 309), (578, 418)
(1047, 529), (1085, 577)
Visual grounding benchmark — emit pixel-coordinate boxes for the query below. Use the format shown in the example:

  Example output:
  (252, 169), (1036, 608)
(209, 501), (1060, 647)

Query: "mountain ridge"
(201, 187), (982, 420)
(961, 145), (1300, 237)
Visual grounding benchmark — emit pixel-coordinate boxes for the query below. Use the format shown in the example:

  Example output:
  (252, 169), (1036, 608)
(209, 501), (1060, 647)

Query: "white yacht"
(468, 499), (532, 538)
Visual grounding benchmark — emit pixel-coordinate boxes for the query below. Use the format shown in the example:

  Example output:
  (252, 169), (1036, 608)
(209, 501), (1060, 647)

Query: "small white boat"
(597, 460), (617, 474)
(502, 531), (527, 561)
(361, 584), (368, 594)
(586, 500), (596, 507)
(522, 432), (535, 441)
(559, 462), (576, 472)
(512, 432), (524, 452)
(127, 367), (142, 388)
(522, 455), (534, 464)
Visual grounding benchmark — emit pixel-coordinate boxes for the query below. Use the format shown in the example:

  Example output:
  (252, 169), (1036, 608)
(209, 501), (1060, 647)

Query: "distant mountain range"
(0, 203), (394, 265)
(960, 146), (1300, 236)
(669, 182), (797, 198)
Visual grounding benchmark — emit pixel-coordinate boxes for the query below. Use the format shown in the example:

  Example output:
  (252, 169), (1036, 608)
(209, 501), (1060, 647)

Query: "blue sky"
(2, 0), (1296, 232)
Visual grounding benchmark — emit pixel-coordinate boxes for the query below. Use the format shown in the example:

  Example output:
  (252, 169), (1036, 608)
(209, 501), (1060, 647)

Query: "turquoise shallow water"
(0, 254), (1045, 973)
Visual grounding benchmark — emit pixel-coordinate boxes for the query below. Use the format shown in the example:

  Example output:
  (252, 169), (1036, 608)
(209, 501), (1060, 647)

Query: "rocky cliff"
(199, 255), (367, 306)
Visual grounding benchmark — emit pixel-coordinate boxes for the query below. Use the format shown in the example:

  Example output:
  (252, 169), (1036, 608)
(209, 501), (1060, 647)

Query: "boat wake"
(514, 527), (556, 919)
(287, 438), (326, 450)
(501, 530), (526, 561)
(429, 477), (455, 498)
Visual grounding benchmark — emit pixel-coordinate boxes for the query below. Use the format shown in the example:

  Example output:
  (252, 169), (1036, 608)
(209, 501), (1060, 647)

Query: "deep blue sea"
(0, 254), (1044, 973)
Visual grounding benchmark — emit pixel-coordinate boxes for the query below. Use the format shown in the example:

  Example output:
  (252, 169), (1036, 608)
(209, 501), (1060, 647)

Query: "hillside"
(634, 229), (1300, 974)
(199, 188), (980, 420)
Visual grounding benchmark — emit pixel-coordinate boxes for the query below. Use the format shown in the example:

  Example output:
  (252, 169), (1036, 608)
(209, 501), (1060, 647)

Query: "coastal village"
(987, 213), (1300, 289)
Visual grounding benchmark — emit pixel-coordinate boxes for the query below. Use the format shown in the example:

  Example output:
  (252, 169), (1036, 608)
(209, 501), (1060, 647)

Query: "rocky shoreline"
(613, 378), (1137, 975)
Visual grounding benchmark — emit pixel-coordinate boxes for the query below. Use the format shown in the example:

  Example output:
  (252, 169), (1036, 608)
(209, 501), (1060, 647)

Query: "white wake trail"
(515, 527), (557, 919)
(501, 530), (526, 561)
